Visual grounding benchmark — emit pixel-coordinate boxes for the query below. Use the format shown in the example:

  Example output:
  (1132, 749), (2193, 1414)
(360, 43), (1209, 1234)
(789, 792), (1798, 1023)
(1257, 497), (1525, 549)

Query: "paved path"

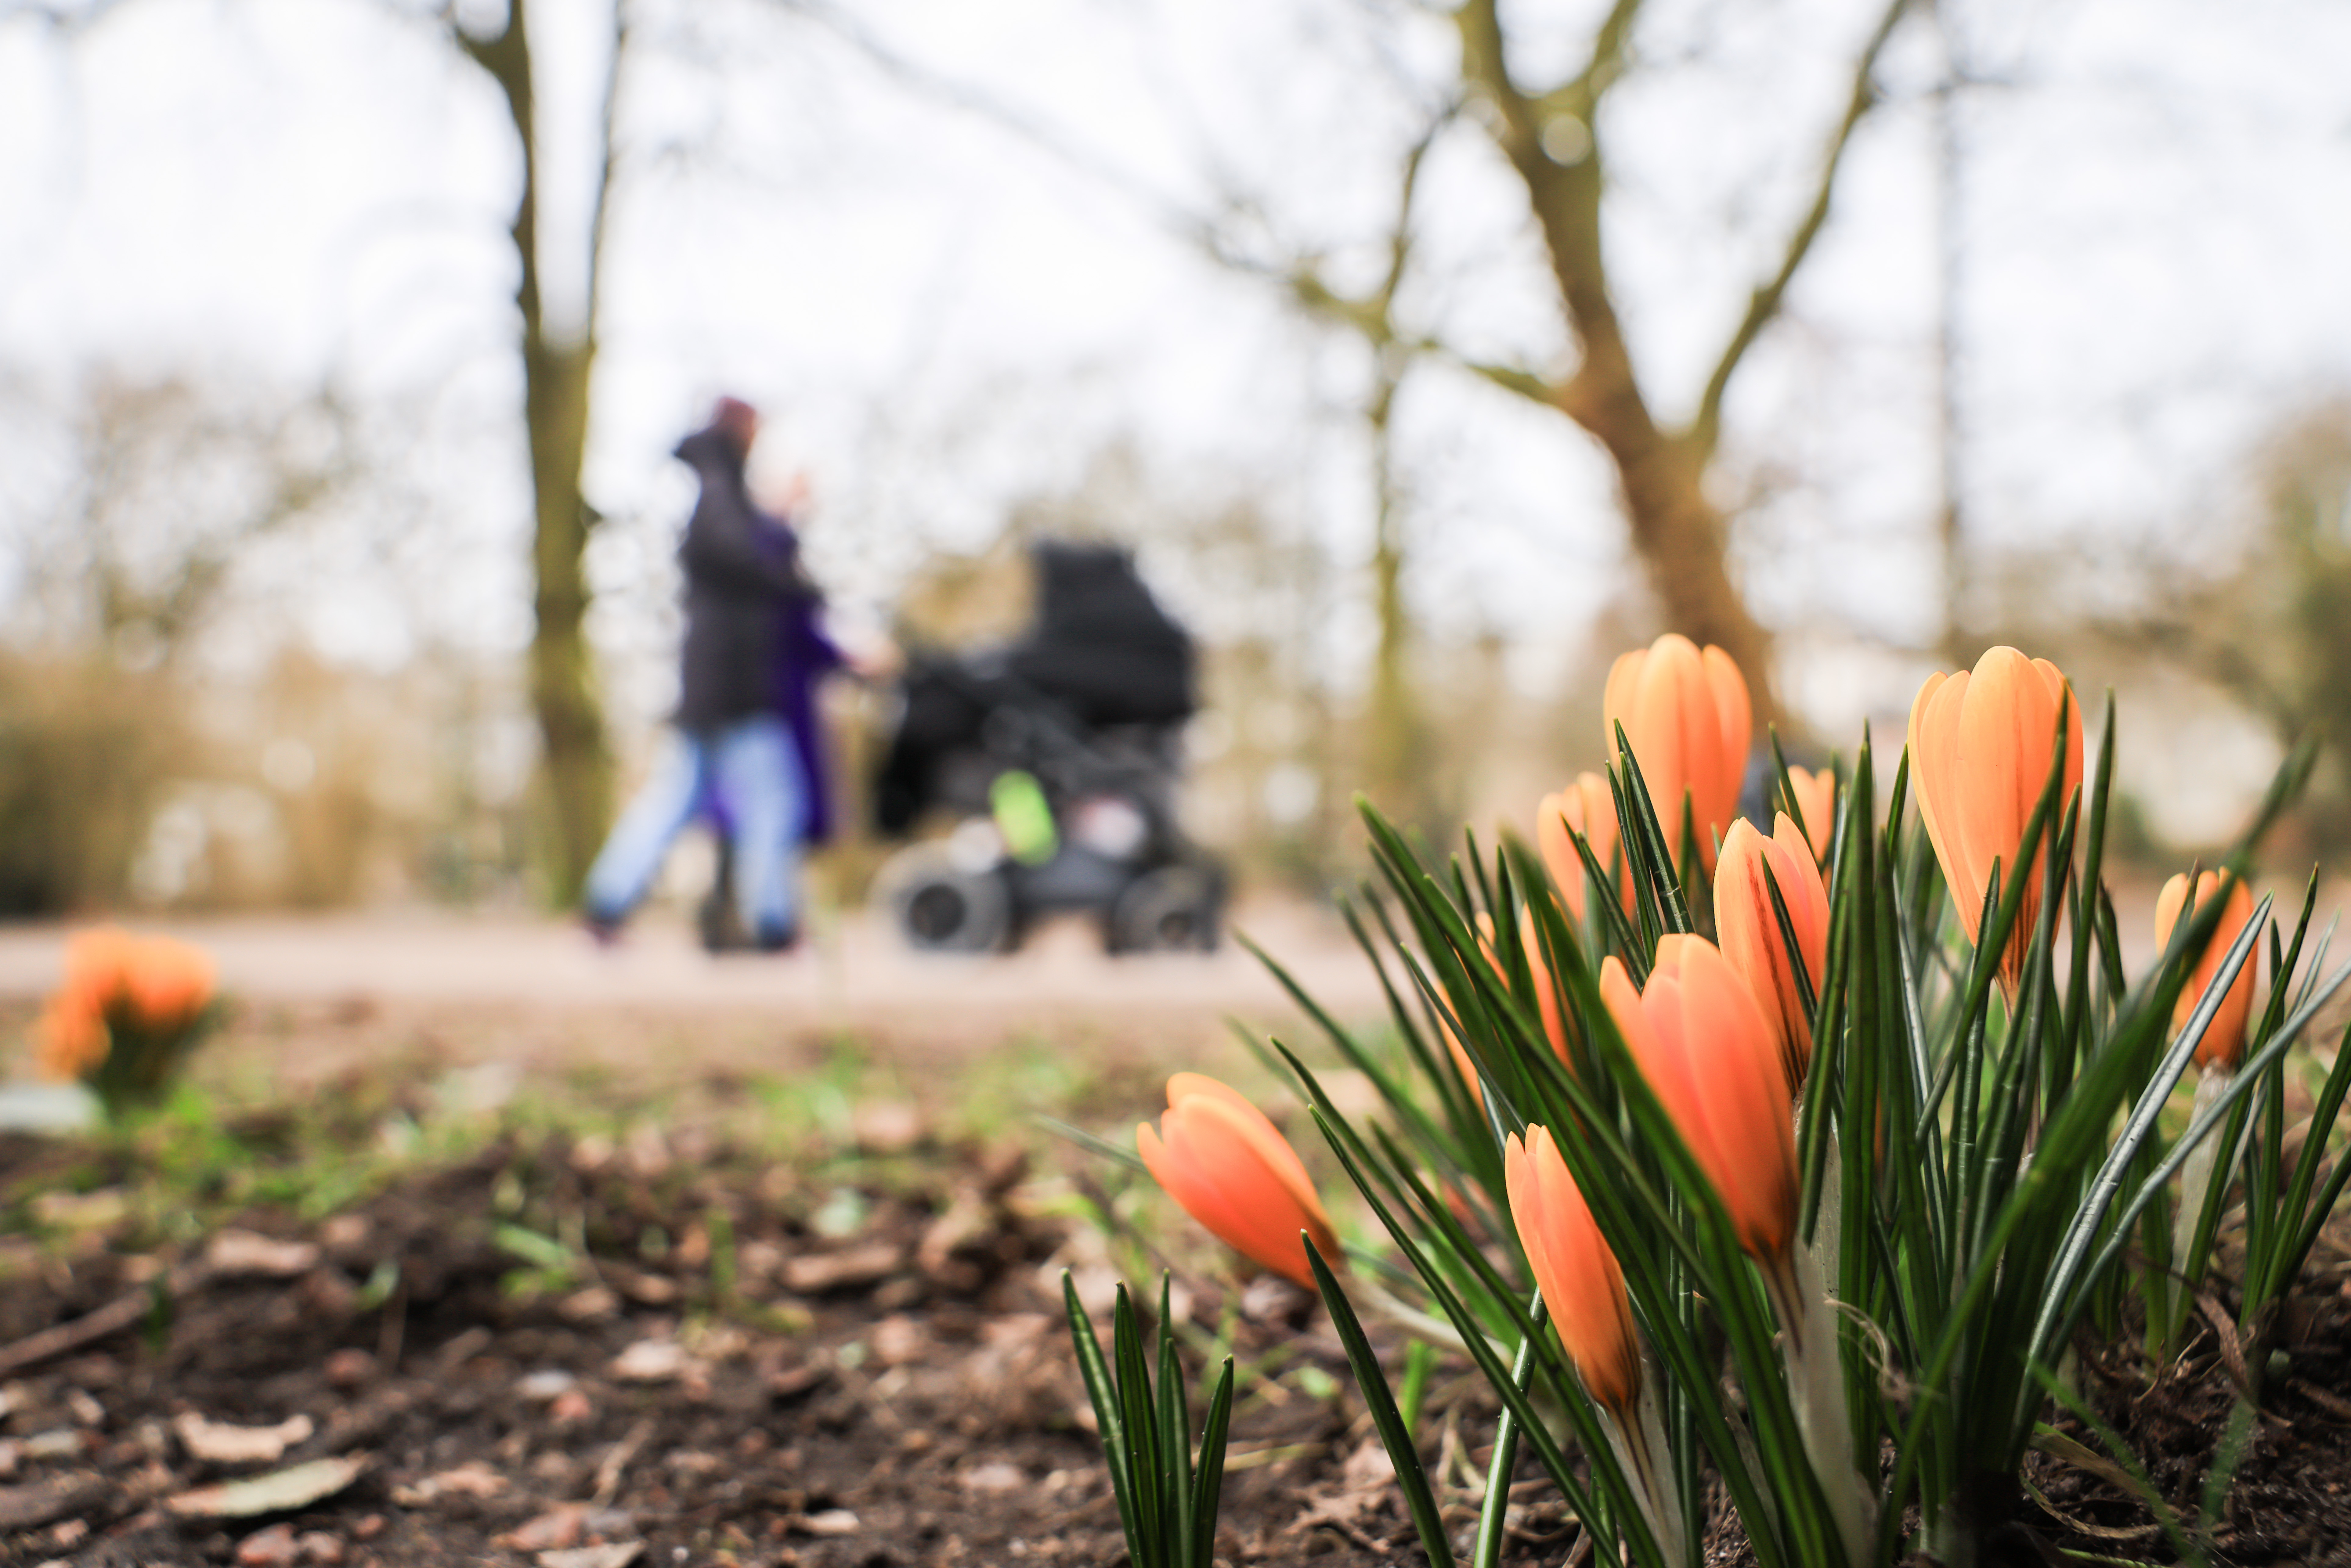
(0, 899), (1393, 1047)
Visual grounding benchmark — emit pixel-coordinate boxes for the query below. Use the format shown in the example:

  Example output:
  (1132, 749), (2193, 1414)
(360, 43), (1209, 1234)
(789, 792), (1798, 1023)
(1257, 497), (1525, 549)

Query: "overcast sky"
(3, 0), (2348, 780)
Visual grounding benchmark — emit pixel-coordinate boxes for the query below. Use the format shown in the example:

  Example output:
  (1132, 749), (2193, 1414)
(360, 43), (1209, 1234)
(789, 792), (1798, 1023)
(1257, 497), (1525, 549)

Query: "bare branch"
(1686, 0), (1914, 460)
(580, 0), (628, 348)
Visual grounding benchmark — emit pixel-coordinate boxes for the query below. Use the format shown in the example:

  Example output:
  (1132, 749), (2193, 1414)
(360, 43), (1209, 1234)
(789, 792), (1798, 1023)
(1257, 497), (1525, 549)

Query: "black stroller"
(869, 541), (1226, 954)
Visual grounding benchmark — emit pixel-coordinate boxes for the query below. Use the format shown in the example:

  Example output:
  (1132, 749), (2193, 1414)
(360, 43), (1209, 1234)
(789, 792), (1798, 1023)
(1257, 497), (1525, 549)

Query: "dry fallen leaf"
(609, 1339), (692, 1383)
(783, 1241), (903, 1294)
(497, 1504), (587, 1552)
(960, 1461), (1024, 1494)
(206, 1230), (322, 1278)
(539, 1545), (644, 1568)
(791, 1508), (860, 1537)
(389, 1460), (505, 1505)
(175, 1412), (316, 1466)
(168, 1455), (367, 1519)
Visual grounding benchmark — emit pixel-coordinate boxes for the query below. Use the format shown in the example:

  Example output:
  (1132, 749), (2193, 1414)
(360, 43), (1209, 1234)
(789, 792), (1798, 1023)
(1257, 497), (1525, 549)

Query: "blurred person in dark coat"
(582, 397), (822, 952)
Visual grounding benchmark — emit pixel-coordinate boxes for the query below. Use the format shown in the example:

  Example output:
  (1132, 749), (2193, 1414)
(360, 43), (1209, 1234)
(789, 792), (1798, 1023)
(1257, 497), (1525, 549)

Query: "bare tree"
(1433, 0), (1915, 727)
(441, 0), (624, 903)
(809, 0), (1916, 734)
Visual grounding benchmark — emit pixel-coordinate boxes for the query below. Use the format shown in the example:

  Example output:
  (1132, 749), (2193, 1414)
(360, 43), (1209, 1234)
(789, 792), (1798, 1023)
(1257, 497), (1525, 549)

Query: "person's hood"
(674, 425), (745, 474)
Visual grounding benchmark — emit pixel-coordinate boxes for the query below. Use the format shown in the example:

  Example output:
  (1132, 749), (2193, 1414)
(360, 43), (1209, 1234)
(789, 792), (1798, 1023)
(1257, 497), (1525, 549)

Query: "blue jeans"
(583, 717), (806, 945)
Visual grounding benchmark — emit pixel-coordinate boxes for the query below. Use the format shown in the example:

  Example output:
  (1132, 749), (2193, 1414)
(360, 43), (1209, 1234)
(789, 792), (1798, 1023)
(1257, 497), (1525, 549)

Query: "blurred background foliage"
(1, 0), (2345, 918)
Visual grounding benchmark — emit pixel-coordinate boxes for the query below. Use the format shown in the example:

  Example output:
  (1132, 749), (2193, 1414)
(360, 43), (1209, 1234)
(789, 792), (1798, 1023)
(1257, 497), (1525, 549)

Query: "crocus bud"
(1442, 911), (1572, 1087)
(2154, 871), (2257, 1070)
(1714, 815), (1831, 1095)
(1138, 1074), (1339, 1288)
(1783, 766), (1836, 868)
(1537, 773), (1626, 922)
(1517, 905), (1573, 1065)
(1504, 1125), (1640, 1413)
(1907, 647), (2083, 991)
(1602, 635), (1752, 874)
(1601, 937), (1797, 1262)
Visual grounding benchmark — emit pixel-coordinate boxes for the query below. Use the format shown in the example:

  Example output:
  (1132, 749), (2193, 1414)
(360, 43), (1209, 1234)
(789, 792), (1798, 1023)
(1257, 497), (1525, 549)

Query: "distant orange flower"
(1602, 635), (1752, 874)
(1138, 1074), (1339, 1289)
(1537, 773), (1627, 922)
(1601, 936), (1796, 1262)
(33, 996), (107, 1082)
(2154, 871), (2258, 1070)
(1783, 766), (1836, 868)
(1714, 815), (1831, 1095)
(1504, 1124), (1639, 1413)
(1907, 647), (2083, 992)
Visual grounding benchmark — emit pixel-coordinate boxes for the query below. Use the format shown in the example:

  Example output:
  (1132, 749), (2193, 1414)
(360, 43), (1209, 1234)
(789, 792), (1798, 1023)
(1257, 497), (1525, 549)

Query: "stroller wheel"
(1107, 864), (1223, 954)
(874, 842), (1012, 953)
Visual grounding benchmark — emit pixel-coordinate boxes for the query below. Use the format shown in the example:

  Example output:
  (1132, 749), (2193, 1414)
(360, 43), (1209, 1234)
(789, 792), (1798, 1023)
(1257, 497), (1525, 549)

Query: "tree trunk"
(463, 0), (612, 904)
(1522, 145), (1784, 725)
(525, 336), (608, 902)
(1363, 360), (1428, 825)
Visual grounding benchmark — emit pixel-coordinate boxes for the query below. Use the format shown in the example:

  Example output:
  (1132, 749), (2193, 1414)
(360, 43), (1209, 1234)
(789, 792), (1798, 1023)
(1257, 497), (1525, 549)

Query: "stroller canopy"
(1003, 542), (1195, 728)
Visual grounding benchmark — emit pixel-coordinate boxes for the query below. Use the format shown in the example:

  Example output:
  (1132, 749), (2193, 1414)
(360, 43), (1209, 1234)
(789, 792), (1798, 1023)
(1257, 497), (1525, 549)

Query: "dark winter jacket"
(672, 424), (818, 729)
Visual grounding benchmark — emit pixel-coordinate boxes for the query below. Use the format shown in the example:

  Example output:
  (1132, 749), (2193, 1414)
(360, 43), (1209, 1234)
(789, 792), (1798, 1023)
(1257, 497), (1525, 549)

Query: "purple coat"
(768, 537), (845, 844)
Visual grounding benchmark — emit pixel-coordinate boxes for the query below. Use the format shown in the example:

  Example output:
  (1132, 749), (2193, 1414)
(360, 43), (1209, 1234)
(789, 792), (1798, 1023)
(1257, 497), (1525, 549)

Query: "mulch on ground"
(4, 1083), (2351, 1566)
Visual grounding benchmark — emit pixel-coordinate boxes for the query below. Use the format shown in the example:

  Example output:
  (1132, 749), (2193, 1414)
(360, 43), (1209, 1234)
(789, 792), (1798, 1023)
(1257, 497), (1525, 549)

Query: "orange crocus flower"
(1602, 635), (1752, 875)
(1908, 647), (2083, 992)
(35, 928), (218, 1082)
(1714, 815), (1831, 1096)
(1137, 1074), (1339, 1289)
(1783, 766), (1836, 868)
(1601, 936), (1797, 1262)
(1504, 1124), (1640, 1413)
(2154, 871), (2258, 1070)
(126, 936), (216, 1030)
(1537, 773), (1627, 922)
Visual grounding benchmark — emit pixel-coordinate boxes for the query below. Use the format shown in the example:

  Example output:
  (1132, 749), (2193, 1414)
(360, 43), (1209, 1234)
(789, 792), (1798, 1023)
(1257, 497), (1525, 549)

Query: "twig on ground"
(0, 1262), (208, 1377)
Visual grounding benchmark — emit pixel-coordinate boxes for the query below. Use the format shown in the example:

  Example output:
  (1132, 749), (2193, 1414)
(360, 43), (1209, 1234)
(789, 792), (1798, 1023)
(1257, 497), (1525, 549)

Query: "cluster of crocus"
(1115, 625), (2349, 1568)
(1136, 1073), (1338, 1290)
(34, 926), (218, 1105)
(1907, 647), (2083, 991)
(1602, 634), (1751, 874)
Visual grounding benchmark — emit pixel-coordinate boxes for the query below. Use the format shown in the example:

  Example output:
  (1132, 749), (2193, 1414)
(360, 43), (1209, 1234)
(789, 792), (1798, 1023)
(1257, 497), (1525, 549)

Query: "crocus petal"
(1907, 648), (2083, 991)
(1505, 1126), (1638, 1412)
(2154, 872), (2258, 1070)
(1785, 767), (1836, 867)
(1142, 1077), (1337, 1287)
(1604, 635), (1753, 874)
(1605, 938), (1797, 1261)
(1538, 773), (1627, 923)
(1518, 905), (1572, 1064)
(1715, 815), (1830, 1094)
